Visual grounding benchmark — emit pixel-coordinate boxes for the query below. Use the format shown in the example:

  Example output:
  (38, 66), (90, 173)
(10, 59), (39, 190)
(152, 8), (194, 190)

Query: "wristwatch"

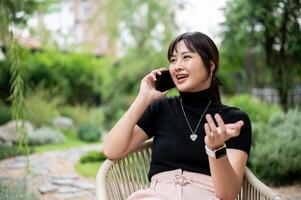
(205, 144), (227, 159)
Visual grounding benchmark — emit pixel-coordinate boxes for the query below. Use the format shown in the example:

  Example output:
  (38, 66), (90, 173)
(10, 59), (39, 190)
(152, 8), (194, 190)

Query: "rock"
(38, 183), (58, 194)
(51, 174), (78, 180)
(31, 166), (49, 176)
(52, 178), (73, 186)
(52, 116), (73, 129)
(71, 181), (95, 190)
(56, 186), (79, 194)
(0, 120), (34, 144)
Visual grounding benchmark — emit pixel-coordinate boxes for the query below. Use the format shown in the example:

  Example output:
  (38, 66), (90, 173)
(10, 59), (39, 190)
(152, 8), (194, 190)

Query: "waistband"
(150, 169), (215, 195)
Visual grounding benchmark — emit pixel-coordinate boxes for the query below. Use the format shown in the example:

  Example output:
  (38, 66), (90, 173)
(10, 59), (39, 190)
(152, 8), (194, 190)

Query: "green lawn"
(75, 161), (104, 178)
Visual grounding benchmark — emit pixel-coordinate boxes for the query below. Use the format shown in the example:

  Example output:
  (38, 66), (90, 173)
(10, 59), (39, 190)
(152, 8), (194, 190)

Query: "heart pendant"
(190, 134), (197, 141)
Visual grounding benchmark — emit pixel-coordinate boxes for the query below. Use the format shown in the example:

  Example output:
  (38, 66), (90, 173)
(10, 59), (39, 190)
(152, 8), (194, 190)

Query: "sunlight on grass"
(75, 161), (103, 178)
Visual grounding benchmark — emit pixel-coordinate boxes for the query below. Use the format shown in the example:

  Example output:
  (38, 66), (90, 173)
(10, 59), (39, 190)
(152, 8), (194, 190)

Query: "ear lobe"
(209, 60), (215, 72)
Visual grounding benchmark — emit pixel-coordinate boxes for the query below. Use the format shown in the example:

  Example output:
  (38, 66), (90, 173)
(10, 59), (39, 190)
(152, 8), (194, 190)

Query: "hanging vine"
(0, 0), (29, 171)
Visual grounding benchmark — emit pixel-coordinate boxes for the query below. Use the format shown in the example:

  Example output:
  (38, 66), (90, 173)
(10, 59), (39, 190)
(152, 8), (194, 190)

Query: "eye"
(170, 58), (176, 63)
(183, 55), (191, 59)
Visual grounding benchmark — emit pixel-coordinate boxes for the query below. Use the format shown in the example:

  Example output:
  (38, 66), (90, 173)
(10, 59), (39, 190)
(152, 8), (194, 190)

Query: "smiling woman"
(103, 31), (252, 200)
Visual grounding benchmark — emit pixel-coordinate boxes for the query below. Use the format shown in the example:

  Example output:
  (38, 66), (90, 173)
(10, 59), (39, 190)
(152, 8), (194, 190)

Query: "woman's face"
(169, 40), (212, 92)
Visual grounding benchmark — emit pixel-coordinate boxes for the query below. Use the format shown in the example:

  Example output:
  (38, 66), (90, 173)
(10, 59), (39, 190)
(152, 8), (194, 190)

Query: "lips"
(175, 74), (188, 84)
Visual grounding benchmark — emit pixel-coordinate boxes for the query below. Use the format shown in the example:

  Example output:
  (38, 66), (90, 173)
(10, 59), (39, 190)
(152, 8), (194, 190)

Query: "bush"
(0, 103), (11, 125)
(0, 145), (27, 160)
(0, 178), (37, 200)
(80, 150), (106, 163)
(59, 105), (104, 129)
(1, 48), (112, 105)
(77, 125), (101, 142)
(23, 48), (110, 105)
(250, 108), (301, 185)
(28, 127), (66, 145)
(25, 88), (63, 127)
(224, 94), (281, 123)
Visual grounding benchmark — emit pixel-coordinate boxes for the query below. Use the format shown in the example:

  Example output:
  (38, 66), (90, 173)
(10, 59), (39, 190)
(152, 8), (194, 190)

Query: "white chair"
(96, 140), (282, 200)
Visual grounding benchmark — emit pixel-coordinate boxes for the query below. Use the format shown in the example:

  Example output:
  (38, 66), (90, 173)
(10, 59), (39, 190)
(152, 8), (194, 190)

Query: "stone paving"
(0, 144), (101, 200)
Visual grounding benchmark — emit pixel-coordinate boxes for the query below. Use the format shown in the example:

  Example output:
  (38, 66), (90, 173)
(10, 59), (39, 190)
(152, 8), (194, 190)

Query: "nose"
(175, 65), (184, 72)
(174, 60), (184, 71)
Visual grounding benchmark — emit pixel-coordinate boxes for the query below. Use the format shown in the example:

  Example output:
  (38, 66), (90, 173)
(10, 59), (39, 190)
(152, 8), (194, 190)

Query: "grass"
(75, 161), (104, 178)
(0, 179), (38, 200)
(33, 130), (99, 153)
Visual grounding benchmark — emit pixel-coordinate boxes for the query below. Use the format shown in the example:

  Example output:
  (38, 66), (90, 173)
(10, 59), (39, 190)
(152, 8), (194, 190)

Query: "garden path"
(0, 144), (101, 200)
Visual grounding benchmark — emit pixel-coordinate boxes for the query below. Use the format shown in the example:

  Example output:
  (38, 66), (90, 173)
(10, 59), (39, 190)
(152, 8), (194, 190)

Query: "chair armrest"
(95, 139), (153, 200)
(96, 159), (114, 200)
(242, 167), (283, 200)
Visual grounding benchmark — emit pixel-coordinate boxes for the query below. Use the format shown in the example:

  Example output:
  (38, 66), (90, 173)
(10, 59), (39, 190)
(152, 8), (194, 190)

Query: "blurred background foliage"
(0, 0), (300, 187)
(220, 0), (301, 110)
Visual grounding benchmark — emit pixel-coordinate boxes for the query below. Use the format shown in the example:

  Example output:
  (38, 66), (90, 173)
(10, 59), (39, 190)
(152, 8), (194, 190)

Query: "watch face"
(216, 147), (226, 159)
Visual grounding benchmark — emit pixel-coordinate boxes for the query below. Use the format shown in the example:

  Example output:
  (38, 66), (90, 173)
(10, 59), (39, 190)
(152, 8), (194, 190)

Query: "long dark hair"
(167, 32), (221, 103)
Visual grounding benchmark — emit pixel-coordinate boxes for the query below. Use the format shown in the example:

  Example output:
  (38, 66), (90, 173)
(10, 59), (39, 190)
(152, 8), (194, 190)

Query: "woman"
(103, 32), (252, 200)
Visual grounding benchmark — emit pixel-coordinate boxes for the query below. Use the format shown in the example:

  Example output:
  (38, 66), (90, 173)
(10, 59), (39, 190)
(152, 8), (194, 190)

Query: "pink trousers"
(127, 169), (220, 200)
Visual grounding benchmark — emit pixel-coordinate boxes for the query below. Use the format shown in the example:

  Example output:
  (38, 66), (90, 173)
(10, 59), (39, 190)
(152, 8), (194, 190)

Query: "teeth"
(176, 74), (188, 79)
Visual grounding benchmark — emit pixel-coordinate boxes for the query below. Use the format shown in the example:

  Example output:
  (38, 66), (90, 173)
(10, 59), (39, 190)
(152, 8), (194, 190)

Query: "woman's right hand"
(138, 68), (168, 103)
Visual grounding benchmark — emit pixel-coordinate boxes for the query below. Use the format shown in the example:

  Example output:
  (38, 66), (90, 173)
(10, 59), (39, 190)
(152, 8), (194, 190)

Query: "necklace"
(180, 99), (212, 141)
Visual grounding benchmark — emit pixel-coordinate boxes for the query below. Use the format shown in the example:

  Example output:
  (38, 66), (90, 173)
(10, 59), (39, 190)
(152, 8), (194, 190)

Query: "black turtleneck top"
(137, 88), (252, 181)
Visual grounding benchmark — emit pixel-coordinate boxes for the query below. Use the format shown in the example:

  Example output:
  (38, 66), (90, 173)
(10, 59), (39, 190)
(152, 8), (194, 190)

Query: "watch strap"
(205, 143), (227, 159)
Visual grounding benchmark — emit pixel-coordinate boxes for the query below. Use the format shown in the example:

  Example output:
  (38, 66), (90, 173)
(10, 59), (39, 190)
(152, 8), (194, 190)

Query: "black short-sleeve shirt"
(137, 96), (252, 181)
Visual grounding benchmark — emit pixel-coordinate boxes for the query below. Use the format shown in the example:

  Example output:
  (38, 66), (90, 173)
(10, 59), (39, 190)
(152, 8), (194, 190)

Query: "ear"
(209, 60), (216, 72)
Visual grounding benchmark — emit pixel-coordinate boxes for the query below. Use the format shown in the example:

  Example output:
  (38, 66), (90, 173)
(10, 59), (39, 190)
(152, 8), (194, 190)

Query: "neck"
(179, 87), (212, 106)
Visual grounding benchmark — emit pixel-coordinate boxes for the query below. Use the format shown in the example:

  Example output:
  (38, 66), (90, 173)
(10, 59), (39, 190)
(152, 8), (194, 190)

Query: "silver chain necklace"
(180, 99), (212, 141)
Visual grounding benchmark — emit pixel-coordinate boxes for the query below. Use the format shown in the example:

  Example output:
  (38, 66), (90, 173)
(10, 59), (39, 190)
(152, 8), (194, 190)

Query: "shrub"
(23, 48), (110, 105)
(28, 127), (65, 145)
(0, 145), (28, 160)
(80, 150), (106, 163)
(1, 48), (112, 105)
(0, 178), (37, 200)
(77, 125), (101, 142)
(59, 105), (104, 129)
(224, 94), (281, 123)
(0, 104), (11, 125)
(250, 108), (301, 185)
(25, 88), (63, 127)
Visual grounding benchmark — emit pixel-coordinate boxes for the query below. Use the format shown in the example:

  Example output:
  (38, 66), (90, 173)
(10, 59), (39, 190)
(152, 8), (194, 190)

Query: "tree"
(0, 0), (51, 155)
(97, 0), (182, 128)
(221, 0), (301, 111)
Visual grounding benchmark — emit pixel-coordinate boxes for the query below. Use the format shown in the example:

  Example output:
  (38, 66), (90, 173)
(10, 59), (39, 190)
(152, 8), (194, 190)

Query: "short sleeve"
(225, 109), (252, 155)
(137, 100), (161, 138)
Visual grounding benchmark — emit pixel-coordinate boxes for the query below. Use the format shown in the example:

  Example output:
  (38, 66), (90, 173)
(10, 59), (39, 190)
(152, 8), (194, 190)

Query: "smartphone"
(155, 70), (175, 92)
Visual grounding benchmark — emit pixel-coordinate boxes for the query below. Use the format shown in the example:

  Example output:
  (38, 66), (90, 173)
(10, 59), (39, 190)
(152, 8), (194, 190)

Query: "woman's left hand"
(204, 113), (244, 150)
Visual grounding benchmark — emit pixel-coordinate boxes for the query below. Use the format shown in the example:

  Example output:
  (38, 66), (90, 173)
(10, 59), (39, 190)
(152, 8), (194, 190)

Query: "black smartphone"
(155, 70), (175, 92)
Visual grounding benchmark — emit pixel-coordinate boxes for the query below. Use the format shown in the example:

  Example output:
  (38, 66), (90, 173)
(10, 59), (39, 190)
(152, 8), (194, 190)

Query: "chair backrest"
(96, 140), (282, 200)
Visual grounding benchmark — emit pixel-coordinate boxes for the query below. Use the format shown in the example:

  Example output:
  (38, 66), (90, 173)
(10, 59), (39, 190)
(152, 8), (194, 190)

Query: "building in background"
(25, 0), (112, 56)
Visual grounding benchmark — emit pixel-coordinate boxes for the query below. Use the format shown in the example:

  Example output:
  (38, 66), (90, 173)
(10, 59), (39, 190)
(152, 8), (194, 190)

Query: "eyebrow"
(171, 51), (192, 57)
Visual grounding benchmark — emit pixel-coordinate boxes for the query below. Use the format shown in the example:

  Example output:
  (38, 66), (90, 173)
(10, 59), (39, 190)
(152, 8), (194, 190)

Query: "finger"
(226, 121), (244, 137)
(204, 123), (212, 136)
(150, 69), (164, 81)
(214, 113), (226, 134)
(152, 68), (166, 76)
(225, 123), (240, 129)
(149, 71), (157, 81)
(204, 124), (214, 144)
(205, 114), (217, 136)
(233, 121), (244, 136)
(158, 67), (167, 74)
